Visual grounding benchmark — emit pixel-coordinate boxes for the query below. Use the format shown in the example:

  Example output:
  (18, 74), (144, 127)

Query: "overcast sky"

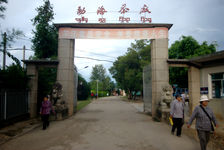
(0, 0), (224, 81)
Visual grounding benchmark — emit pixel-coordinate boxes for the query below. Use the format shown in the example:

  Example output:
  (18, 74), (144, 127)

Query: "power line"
(17, 37), (32, 41)
(6, 48), (33, 51)
(1, 48), (115, 63)
(77, 49), (116, 59)
(75, 56), (113, 63)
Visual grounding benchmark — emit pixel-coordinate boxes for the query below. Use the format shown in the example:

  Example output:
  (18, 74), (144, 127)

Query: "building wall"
(200, 65), (224, 121)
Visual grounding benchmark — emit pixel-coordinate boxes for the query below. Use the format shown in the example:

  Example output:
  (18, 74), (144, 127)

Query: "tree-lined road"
(0, 96), (203, 150)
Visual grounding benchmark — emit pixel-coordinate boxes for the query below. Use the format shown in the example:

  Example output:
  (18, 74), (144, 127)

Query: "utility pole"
(96, 80), (99, 99)
(23, 45), (26, 68)
(3, 32), (7, 70)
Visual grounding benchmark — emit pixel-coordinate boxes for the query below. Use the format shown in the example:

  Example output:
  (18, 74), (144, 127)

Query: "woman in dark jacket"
(187, 95), (218, 150)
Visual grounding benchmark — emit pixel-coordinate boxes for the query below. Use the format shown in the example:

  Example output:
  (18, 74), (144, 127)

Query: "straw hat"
(200, 95), (209, 102)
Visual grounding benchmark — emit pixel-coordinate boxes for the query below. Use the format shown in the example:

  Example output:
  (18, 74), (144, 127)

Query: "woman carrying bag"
(187, 95), (218, 150)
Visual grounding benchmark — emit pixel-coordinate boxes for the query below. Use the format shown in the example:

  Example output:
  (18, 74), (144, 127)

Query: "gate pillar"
(188, 66), (200, 114)
(57, 39), (75, 116)
(26, 64), (38, 118)
(151, 38), (169, 119)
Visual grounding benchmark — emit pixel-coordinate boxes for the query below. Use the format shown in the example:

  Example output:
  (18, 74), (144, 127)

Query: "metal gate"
(0, 89), (28, 121)
(143, 64), (152, 114)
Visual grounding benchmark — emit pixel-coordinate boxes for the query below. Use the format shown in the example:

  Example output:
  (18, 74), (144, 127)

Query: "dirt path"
(0, 96), (204, 150)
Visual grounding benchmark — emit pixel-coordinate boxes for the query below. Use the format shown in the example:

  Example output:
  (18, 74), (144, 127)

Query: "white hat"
(200, 95), (209, 102)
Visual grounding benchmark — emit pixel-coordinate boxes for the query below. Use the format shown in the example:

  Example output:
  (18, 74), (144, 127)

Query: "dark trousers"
(171, 118), (183, 136)
(197, 130), (210, 150)
(41, 114), (49, 130)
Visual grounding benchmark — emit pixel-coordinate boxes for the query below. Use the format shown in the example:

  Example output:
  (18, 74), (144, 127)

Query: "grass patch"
(77, 99), (92, 111)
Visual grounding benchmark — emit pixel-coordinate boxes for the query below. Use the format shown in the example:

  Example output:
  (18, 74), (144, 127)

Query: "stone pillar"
(188, 66), (200, 115)
(151, 38), (169, 119)
(26, 65), (38, 118)
(57, 39), (75, 116)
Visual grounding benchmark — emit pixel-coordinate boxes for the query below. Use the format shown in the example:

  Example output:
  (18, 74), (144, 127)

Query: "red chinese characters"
(75, 6), (88, 23)
(140, 4), (152, 23)
(118, 4), (130, 23)
(74, 4), (153, 24)
(97, 6), (107, 23)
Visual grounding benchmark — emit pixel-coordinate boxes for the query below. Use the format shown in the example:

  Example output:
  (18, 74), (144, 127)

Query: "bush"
(91, 90), (108, 97)
(0, 64), (29, 89)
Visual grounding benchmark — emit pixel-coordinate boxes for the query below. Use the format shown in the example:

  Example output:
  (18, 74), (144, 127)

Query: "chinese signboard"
(59, 27), (168, 39)
(75, 4), (152, 23)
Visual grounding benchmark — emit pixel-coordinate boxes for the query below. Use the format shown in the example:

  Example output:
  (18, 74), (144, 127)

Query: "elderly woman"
(187, 95), (218, 150)
(40, 96), (55, 130)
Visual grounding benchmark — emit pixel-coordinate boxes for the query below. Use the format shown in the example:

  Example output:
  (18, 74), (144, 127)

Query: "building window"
(212, 72), (224, 98)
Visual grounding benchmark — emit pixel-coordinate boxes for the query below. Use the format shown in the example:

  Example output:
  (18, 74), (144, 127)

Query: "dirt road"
(0, 96), (203, 150)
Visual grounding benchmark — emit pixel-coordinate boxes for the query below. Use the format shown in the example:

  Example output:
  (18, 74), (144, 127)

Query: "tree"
(0, 0), (7, 19)
(31, 0), (59, 107)
(169, 36), (216, 88)
(90, 64), (103, 91)
(0, 29), (24, 67)
(90, 64), (106, 91)
(90, 64), (113, 96)
(90, 64), (106, 82)
(37, 68), (57, 99)
(104, 76), (115, 95)
(109, 40), (151, 99)
(77, 74), (91, 100)
(0, 0), (24, 67)
(31, 0), (58, 59)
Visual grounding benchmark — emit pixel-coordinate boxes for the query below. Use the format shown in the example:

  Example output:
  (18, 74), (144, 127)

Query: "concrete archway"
(54, 23), (173, 118)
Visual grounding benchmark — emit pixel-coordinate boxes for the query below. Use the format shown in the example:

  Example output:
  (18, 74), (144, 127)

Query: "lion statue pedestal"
(158, 84), (173, 123)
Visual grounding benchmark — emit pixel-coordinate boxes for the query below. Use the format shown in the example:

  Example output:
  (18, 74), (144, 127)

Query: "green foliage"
(78, 74), (91, 100)
(90, 64), (114, 93)
(37, 68), (57, 100)
(31, 0), (58, 107)
(109, 40), (150, 99)
(91, 90), (108, 97)
(98, 91), (108, 97)
(169, 36), (216, 87)
(31, 0), (58, 59)
(169, 36), (216, 59)
(0, 64), (29, 89)
(0, 0), (7, 19)
(105, 77), (115, 95)
(90, 64), (106, 82)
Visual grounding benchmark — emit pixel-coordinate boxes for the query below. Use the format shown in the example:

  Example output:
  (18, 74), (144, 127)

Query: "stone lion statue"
(51, 82), (67, 120)
(51, 82), (63, 105)
(160, 84), (173, 109)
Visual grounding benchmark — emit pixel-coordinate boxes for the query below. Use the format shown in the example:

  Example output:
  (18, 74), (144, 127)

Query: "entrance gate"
(54, 23), (172, 119)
